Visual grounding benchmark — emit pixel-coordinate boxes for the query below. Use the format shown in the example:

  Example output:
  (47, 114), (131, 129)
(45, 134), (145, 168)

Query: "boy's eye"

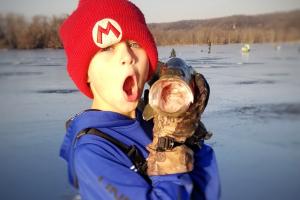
(102, 46), (114, 51)
(128, 41), (141, 48)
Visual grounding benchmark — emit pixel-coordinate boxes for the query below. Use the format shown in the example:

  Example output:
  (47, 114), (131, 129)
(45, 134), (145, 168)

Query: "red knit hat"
(59, 0), (158, 98)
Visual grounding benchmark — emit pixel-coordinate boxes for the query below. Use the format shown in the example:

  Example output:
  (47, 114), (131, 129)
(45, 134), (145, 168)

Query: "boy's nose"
(119, 42), (135, 65)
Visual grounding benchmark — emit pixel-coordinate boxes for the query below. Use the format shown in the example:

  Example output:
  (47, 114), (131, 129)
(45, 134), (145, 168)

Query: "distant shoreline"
(0, 10), (299, 49)
(1, 41), (300, 51)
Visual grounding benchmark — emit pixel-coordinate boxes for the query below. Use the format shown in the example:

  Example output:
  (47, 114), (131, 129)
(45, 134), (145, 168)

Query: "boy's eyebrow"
(101, 40), (138, 50)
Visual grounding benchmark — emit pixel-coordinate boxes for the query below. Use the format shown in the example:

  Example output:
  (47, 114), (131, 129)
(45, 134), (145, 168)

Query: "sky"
(0, 0), (300, 23)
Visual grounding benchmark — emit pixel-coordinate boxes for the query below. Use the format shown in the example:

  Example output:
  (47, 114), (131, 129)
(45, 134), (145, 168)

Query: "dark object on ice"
(37, 89), (78, 94)
(169, 48), (176, 58)
(0, 71), (43, 78)
(236, 80), (275, 85)
(207, 39), (211, 54)
(234, 103), (300, 119)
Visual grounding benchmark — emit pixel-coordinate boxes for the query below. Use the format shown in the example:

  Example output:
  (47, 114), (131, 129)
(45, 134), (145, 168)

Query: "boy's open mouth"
(122, 75), (138, 102)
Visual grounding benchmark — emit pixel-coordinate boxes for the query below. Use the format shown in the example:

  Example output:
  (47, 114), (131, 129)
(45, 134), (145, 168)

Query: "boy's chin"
(117, 102), (139, 118)
(122, 100), (139, 110)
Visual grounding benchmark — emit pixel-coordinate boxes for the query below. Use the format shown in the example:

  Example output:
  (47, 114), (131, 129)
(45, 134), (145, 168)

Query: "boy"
(59, 0), (221, 199)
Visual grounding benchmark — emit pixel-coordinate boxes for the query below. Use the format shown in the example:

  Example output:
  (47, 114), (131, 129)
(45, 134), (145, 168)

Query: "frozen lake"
(0, 43), (299, 200)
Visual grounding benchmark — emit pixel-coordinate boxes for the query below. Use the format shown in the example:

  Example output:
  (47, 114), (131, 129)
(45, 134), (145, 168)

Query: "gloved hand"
(146, 73), (210, 176)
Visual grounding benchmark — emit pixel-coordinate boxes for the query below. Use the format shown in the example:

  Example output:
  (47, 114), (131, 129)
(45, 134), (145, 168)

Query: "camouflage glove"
(146, 73), (210, 176)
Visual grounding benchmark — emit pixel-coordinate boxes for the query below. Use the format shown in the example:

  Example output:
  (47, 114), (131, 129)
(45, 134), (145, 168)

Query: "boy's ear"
(87, 67), (92, 83)
(87, 63), (93, 83)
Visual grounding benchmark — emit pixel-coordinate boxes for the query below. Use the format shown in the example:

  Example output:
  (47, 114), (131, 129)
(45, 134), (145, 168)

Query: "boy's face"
(88, 40), (149, 117)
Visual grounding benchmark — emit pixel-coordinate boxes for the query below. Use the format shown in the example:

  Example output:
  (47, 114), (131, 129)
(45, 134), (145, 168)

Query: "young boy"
(59, 0), (221, 199)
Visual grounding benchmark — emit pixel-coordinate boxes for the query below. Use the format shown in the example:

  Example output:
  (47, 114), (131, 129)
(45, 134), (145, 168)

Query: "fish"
(144, 57), (212, 176)
(143, 57), (196, 120)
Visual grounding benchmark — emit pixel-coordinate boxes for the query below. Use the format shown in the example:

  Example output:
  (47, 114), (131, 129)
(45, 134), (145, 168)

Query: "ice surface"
(0, 43), (299, 200)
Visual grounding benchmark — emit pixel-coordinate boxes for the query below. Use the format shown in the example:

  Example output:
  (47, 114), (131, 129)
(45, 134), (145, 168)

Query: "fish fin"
(142, 104), (154, 121)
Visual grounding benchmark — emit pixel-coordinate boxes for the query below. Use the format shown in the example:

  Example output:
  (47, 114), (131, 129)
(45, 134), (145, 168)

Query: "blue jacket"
(60, 109), (221, 200)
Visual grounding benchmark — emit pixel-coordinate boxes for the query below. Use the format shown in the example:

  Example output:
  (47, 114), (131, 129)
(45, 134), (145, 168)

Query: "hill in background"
(0, 10), (299, 49)
(149, 10), (300, 45)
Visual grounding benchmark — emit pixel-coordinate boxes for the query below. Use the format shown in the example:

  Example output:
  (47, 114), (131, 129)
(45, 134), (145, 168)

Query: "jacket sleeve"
(189, 144), (221, 200)
(74, 136), (194, 200)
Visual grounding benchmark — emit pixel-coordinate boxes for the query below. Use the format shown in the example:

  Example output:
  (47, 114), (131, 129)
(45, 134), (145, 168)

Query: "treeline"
(0, 10), (300, 49)
(149, 10), (300, 45)
(0, 13), (65, 49)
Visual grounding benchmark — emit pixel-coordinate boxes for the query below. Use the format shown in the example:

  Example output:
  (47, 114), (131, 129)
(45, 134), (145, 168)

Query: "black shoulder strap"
(78, 128), (150, 183)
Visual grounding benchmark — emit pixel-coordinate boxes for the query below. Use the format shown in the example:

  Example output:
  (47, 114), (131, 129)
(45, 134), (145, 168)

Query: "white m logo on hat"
(92, 18), (123, 48)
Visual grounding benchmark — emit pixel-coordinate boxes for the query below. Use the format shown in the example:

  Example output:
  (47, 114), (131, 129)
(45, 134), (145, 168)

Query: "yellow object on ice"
(241, 44), (250, 52)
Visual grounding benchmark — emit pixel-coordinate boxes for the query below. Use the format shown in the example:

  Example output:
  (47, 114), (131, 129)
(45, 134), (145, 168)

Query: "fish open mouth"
(161, 83), (183, 104)
(122, 75), (138, 102)
(149, 78), (194, 115)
